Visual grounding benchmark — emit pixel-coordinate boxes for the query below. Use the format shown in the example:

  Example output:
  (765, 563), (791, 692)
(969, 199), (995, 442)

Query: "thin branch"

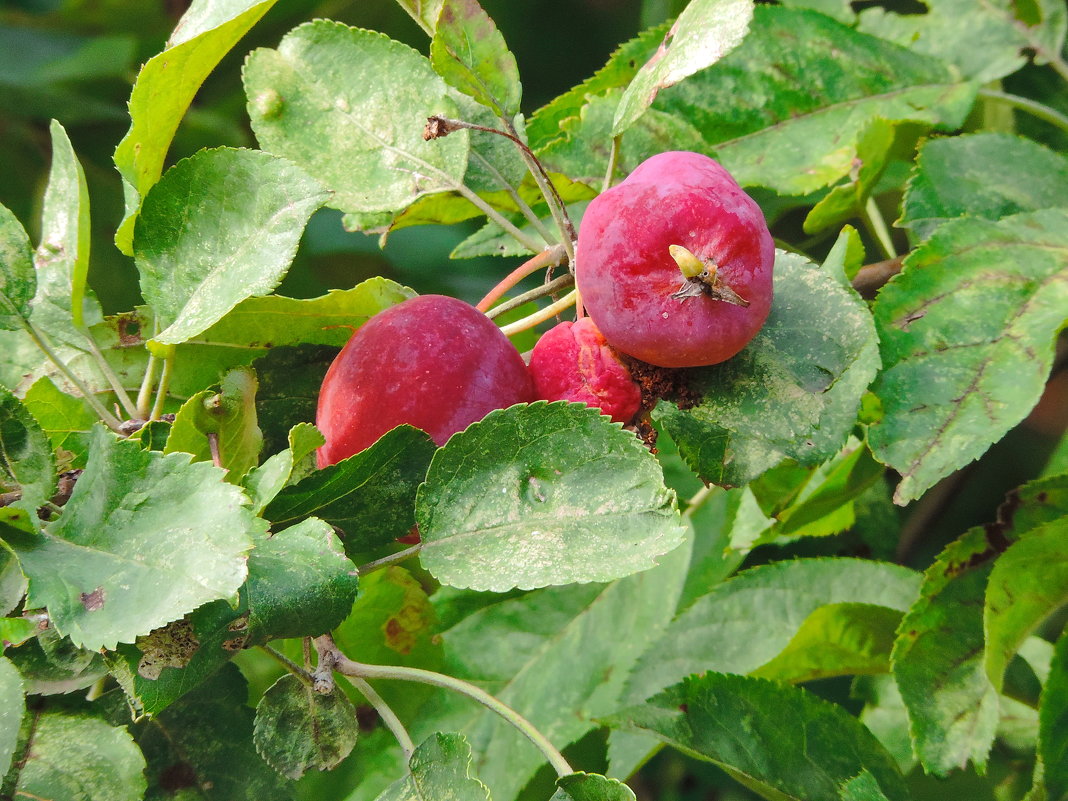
(314, 635), (573, 778)
(477, 244), (568, 312)
(485, 274), (574, 321)
(977, 87), (1068, 135)
(207, 432), (223, 469)
(149, 352), (174, 421)
(851, 257), (904, 299)
(498, 290), (577, 337)
(341, 674), (416, 764)
(260, 644), (315, 684)
(81, 332), (138, 418)
(357, 543), (423, 576)
(470, 150), (556, 244)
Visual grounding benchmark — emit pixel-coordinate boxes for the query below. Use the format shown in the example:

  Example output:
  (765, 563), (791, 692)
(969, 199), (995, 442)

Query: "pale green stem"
(485, 274), (574, 321)
(81, 331), (138, 418)
(342, 674), (416, 764)
(977, 88), (1068, 135)
(260, 644), (314, 683)
(471, 150), (556, 245)
(135, 353), (159, 420)
(357, 543), (422, 576)
(861, 197), (897, 261)
(498, 290), (578, 337)
(682, 485), (719, 520)
(15, 314), (123, 431)
(602, 135), (621, 193)
(149, 352), (175, 421)
(316, 640), (573, 779)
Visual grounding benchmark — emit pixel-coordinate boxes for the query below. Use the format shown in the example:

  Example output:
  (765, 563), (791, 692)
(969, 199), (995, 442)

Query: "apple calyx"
(668, 244), (750, 307)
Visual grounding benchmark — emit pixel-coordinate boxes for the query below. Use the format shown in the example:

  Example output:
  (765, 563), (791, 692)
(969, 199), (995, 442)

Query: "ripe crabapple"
(529, 317), (642, 424)
(576, 151), (774, 368)
(316, 294), (534, 466)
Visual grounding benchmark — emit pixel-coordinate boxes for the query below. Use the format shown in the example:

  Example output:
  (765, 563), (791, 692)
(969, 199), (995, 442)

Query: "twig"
(260, 644), (315, 684)
(485, 274), (575, 321)
(313, 635), (573, 778)
(207, 432), (222, 469)
(851, 257), (904, 299)
(498, 290), (577, 337)
(341, 674), (416, 764)
(357, 543), (423, 576)
(477, 244), (568, 312)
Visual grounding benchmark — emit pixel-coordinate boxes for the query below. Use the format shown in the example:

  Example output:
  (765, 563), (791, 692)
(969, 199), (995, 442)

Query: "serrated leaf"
(21, 376), (96, 469)
(9, 425), (259, 650)
(430, 0), (522, 117)
(984, 517), (1068, 689)
(655, 251), (880, 488)
(245, 20), (469, 217)
(0, 619), (39, 649)
(0, 384), (54, 526)
(135, 662), (292, 800)
(10, 711), (147, 801)
(396, 0), (445, 36)
(377, 733), (490, 801)
(624, 558), (920, 705)
(610, 673), (908, 801)
(0, 656), (22, 776)
(265, 425), (435, 553)
(414, 537), (691, 800)
(416, 402), (685, 592)
(244, 423), (325, 513)
(135, 147), (327, 346)
(857, 0), (1067, 83)
(869, 210), (1068, 504)
(749, 602), (902, 683)
(853, 675), (916, 773)
(244, 517), (359, 644)
(31, 120), (101, 349)
(254, 345), (338, 457)
(612, 0), (754, 135)
(822, 225), (866, 286)
(0, 202), (34, 331)
(0, 540), (26, 617)
(113, 0), (279, 253)
(165, 366), (263, 482)
(254, 673), (358, 779)
(451, 201), (587, 259)
(1039, 631), (1068, 801)
(551, 772), (637, 801)
(900, 133), (1068, 241)
(839, 769), (892, 801)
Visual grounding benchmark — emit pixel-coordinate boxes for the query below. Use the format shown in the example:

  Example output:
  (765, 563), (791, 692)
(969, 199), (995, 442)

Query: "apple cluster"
(316, 152), (773, 467)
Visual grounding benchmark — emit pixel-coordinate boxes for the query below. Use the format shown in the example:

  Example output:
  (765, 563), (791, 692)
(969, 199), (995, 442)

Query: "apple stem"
(602, 135), (621, 193)
(477, 243), (568, 313)
(498, 289), (578, 337)
(313, 635), (574, 778)
(485, 273), (574, 321)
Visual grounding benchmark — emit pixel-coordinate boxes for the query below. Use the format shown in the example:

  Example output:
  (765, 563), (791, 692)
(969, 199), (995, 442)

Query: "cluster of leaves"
(1, 0), (1067, 800)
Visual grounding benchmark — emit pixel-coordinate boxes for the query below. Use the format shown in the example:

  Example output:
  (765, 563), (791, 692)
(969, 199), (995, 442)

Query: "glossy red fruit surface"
(576, 151), (774, 368)
(316, 294), (535, 466)
(529, 317), (642, 424)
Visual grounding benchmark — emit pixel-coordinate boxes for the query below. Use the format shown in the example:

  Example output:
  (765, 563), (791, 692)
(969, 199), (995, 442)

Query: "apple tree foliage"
(1, 0), (1067, 799)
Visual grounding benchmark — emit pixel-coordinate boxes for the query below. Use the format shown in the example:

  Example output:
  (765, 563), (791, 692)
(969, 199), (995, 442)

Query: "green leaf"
(612, 0), (754, 135)
(10, 425), (260, 650)
(1039, 631), (1068, 801)
(900, 133), (1068, 242)
(165, 366), (263, 482)
(984, 517), (1068, 689)
(265, 425), (435, 554)
(135, 147), (328, 346)
(804, 118), (899, 235)
(332, 566), (444, 721)
(395, 0), (444, 36)
(135, 662), (292, 800)
(749, 602), (902, 683)
(857, 0), (1067, 83)
(377, 733), (489, 801)
(853, 675), (916, 773)
(245, 21), (470, 217)
(822, 225), (867, 286)
(244, 423), (324, 514)
(892, 526), (1001, 775)
(869, 210), (1068, 504)
(254, 673), (358, 779)
(31, 120), (101, 348)
(610, 673), (908, 801)
(839, 770), (892, 801)
(551, 772), (637, 801)
(624, 558), (920, 705)
(105, 598), (246, 717)
(0, 656), (22, 777)
(0, 540), (26, 617)
(416, 538), (691, 800)
(113, 0), (280, 253)
(654, 251), (880, 487)
(430, 0), (522, 117)
(5, 626), (105, 695)
(416, 402), (686, 591)
(0, 202), (34, 331)
(21, 377), (96, 469)
(0, 620), (36, 649)
(244, 517), (359, 643)
(0, 384), (54, 526)
(9, 711), (148, 801)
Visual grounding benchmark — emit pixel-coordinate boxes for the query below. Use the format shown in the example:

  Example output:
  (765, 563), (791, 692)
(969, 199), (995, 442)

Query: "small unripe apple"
(529, 317), (642, 424)
(576, 151), (774, 368)
(316, 294), (534, 466)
